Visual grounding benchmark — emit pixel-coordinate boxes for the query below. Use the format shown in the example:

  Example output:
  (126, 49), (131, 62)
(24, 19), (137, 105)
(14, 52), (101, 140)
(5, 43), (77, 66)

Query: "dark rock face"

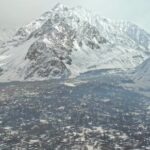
(24, 22), (76, 79)
(25, 41), (68, 79)
(24, 15), (107, 80)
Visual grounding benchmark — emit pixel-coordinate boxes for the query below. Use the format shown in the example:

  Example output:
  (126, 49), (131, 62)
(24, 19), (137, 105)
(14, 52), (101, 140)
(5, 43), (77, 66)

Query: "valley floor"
(0, 71), (150, 150)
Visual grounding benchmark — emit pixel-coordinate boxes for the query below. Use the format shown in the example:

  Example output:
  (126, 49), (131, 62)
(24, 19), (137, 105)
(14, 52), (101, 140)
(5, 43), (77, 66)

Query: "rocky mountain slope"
(133, 58), (150, 82)
(0, 3), (150, 82)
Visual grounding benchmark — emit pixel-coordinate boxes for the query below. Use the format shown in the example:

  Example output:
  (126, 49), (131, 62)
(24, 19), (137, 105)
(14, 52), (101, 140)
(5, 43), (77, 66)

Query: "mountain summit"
(0, 4), (150, 81)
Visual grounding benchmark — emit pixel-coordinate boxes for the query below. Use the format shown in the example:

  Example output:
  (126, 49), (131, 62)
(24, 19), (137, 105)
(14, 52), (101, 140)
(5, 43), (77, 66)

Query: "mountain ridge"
(0, 3), (150, 82)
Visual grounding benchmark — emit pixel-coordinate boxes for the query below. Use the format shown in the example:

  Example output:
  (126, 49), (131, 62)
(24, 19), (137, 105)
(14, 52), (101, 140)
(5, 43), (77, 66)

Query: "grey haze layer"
(0, 0), (150, 32)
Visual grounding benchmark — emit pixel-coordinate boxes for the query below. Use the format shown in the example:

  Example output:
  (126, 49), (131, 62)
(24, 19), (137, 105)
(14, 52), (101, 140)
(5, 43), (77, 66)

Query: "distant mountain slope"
(0, 28), (15, 42)
(0, 3), (150, 82)
(133, 58), (150, 81)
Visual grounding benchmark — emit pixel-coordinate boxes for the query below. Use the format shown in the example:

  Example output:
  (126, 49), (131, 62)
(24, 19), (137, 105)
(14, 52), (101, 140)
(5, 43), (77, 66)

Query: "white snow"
(39, 119), (49, 124)
(64, 82), (76, 87)
(0, 38), (36, 81)
(0, 28), (15, 42)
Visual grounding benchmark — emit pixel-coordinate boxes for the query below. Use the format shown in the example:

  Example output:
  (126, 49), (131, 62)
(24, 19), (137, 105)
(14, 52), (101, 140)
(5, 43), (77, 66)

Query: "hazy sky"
(0, 0), (150, 32)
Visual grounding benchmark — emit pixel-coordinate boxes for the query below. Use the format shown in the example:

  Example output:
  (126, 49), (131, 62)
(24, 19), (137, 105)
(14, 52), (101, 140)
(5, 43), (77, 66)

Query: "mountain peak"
(0, 4), (150, 82)
(52, 3), (68, 11)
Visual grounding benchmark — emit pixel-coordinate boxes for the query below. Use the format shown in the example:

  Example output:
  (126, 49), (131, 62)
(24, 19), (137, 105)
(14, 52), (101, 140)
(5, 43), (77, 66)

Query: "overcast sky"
(0, 0), (150, 32)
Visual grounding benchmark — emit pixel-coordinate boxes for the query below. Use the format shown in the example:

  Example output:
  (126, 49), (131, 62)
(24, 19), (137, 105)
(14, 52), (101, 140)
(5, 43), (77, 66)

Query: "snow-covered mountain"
(0, 28), (15, 43)
(0, 3), (150, 82)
